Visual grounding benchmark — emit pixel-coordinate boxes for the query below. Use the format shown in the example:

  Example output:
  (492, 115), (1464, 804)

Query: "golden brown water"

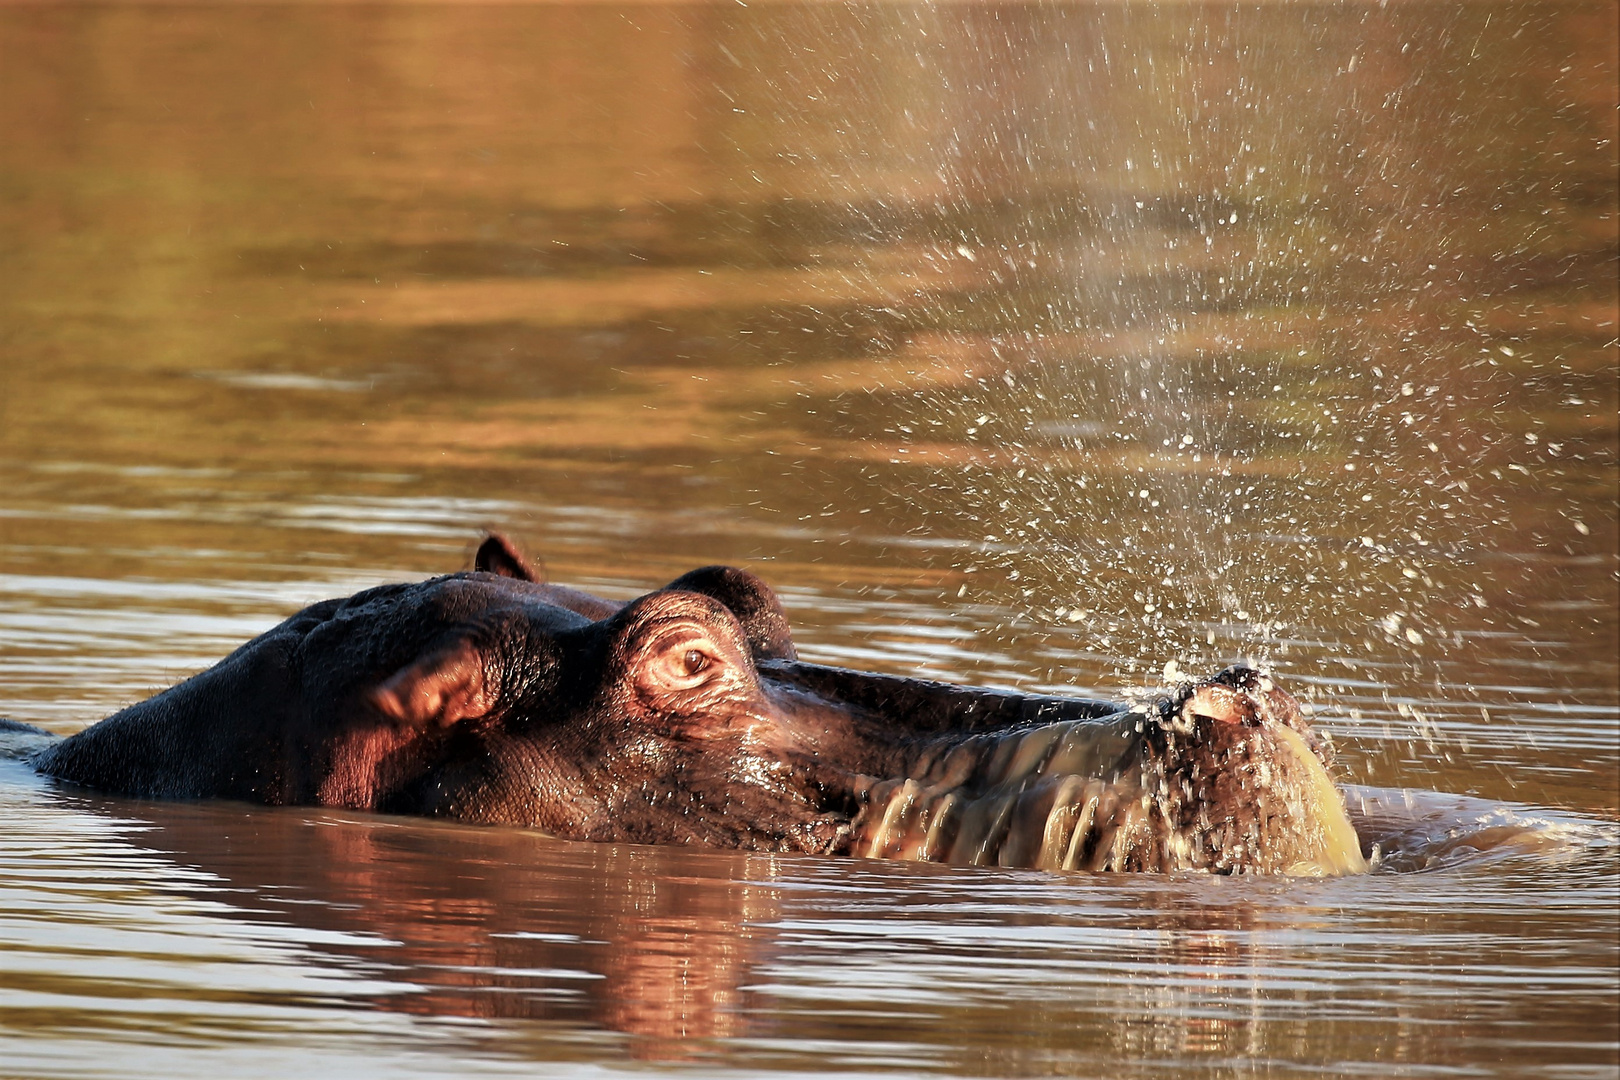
(0, 2), (1615, 1076)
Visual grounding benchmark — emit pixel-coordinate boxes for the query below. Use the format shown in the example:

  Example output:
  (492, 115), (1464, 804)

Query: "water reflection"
(4, 761), (1610, 1074)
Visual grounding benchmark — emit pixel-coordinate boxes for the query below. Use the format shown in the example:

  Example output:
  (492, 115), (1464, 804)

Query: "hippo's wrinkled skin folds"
(14, 535), (1365, 875)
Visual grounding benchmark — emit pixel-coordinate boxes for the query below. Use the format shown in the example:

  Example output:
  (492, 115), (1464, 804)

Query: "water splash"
(728, 3), (1614, 720)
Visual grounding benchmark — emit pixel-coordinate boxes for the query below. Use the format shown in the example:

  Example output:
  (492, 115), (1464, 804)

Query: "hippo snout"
(843, 665), (1363, 875)
(1171, 665), (1287, 726)
(1163, 664), (1334, 770)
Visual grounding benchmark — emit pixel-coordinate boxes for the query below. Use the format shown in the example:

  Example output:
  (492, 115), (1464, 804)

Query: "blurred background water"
(0, 3), (1615, 1077)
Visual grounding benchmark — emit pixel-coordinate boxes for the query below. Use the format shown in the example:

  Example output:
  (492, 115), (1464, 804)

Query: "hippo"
(3, 535), (1366, 875)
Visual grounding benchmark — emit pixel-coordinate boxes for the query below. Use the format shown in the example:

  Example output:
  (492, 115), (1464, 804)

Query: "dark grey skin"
(7, 536), (1367, 874)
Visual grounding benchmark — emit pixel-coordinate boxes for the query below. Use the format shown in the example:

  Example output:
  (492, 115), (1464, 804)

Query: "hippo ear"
(368, 638), (495, 729)
(475, 534), (543, 582)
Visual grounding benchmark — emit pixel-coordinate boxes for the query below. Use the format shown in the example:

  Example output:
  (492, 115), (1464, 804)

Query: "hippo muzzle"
(758, 662), (1366, 876)
(18, 535), (1365, 876)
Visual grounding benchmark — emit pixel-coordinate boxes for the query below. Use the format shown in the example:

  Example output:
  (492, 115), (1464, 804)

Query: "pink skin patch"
(1183, 684), (1259, 726)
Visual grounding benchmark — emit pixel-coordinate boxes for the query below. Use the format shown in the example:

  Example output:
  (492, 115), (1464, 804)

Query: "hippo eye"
(631, 622), (734, 700)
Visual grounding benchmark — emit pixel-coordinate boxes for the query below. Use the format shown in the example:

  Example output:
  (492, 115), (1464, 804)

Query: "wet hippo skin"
(11, 535), (1365, 875)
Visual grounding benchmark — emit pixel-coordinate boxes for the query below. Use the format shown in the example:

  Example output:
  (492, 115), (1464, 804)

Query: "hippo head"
(358, 569), (855, 852)
(33, 535), (1366, 875)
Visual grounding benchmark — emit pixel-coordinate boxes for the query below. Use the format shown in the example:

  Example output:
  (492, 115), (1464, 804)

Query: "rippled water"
(0, 2), (1615, 1077)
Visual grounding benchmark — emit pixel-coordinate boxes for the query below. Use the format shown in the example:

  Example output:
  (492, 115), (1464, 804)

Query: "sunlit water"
(0, 3), (1615, 1078)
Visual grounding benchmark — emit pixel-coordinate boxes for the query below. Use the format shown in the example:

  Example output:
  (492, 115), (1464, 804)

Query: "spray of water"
(720, 4), (1615, 753)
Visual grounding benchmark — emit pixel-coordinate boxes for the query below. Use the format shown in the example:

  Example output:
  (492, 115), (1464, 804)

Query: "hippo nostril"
(1211, 665), (1264, 691)
(1179, 683), (1261, 728)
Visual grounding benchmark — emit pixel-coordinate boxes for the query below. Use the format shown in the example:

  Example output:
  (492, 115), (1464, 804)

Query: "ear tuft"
(369, 639), (494, 729)
(475, 534), (543, 582)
